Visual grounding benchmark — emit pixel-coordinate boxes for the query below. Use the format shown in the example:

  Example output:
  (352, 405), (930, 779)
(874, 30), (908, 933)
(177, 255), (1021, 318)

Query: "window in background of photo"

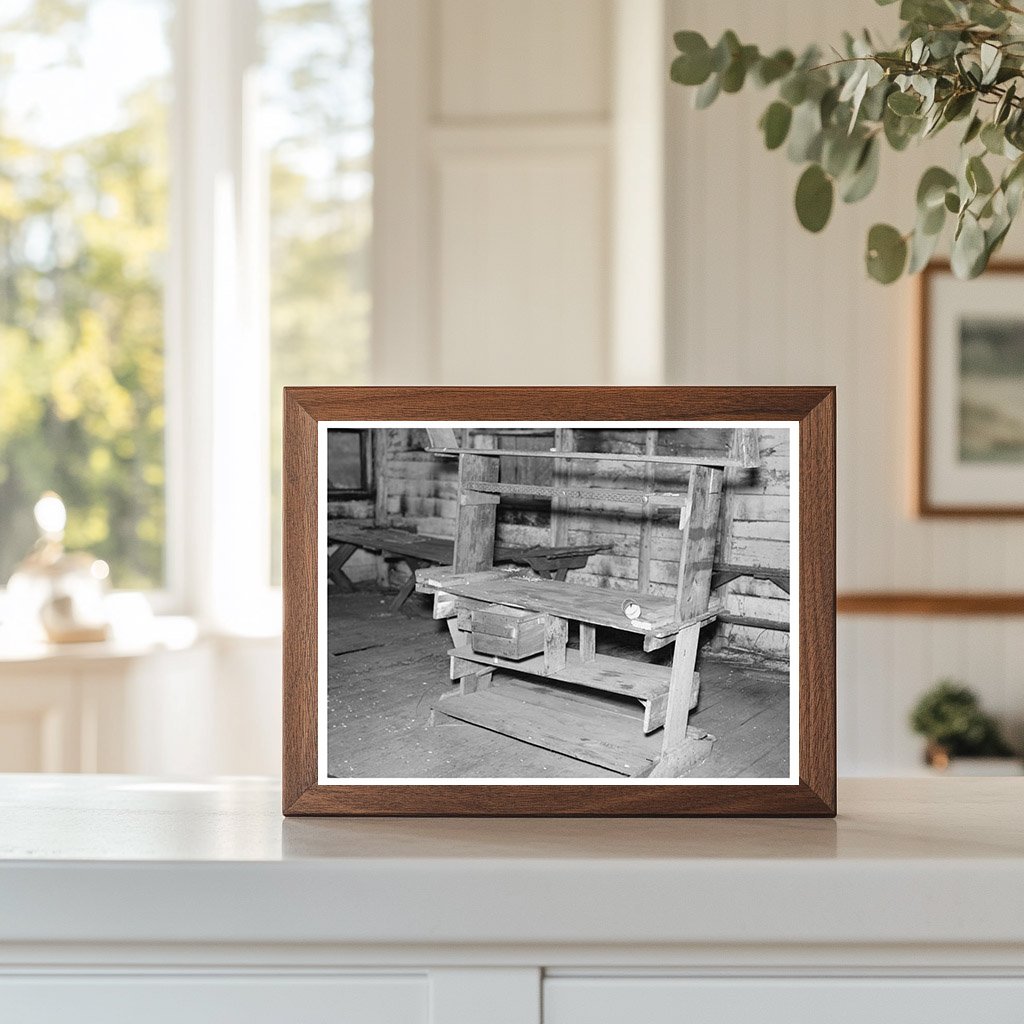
(327, 428), (372, 497)
(0, 0), (172, 589)
(261, 0), (372, 582)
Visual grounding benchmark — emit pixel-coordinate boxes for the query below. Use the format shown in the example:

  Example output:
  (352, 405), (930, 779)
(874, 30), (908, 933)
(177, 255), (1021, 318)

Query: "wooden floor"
(326, 586), (790, 780)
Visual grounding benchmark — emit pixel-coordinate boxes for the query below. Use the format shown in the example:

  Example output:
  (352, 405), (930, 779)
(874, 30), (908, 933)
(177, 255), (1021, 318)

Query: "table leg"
(649, 624), (711, 777)
(327, 543), (358, 590)
(389, 557), (429, 612)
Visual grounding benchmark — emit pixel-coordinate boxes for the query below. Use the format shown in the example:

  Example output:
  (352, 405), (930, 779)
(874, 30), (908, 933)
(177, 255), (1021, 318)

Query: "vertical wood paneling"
(666, 0), (1024, 774)
(438, 0), (610, 120)
(436, 153), (608, 385)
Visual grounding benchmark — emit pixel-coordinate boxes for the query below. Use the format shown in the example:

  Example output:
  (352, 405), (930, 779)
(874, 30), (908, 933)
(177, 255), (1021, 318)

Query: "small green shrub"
(909, 680), (1014, 757)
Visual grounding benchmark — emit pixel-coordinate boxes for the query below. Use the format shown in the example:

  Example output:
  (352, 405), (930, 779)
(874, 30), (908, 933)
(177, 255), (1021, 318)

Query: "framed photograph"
(283, 387), (835, 816)
(917, 261), (1024, 516)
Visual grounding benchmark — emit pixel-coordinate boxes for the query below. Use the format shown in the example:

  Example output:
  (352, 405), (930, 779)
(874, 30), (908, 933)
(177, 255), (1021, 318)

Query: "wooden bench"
(326, 521), (608, 611)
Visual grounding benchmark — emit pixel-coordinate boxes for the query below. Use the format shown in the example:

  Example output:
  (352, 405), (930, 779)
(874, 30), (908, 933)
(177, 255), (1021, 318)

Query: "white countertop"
(2, 775), (1022, 953)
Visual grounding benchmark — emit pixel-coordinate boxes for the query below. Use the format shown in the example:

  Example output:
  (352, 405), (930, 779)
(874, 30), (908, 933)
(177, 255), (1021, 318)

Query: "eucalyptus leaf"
(754, 49), (795, 87)
(760, 101), (793, 150)
(884, 106), (921, 150)
(670, 6), (1024, 284)
(951, 211), (986, 277)
(710, 31), (740, 73)
(795, 164), (834, 232)
(920, 199), (946, 235)
(779, 73), (807, 106)
(981, 121), (1006, 155)
(822, 128), (864, 178)
(970, 2), (1009, 29)
(962, 115), (983, 145)
(917, 166), (957, 210)
(694, 73), (721, 109)
(842, 137), (881, 203)
(866, 223), (908, 283)
(996, 82), (1017, 124)
(721, 44), (758, 92)
(942, 91), (974, 122)
(888, 90), (921, 115)
(967, 154), (995, 195)
(787, 100), (823, 162)
(980, 42), (1003, 86)
(860, 79), (892, 122)
(908, 221), (942, 273)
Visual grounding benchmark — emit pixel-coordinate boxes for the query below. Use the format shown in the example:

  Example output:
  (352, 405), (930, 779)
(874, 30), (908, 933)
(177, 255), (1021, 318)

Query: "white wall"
(373, 0), (665, 386)
(665, 0), (1024, 772)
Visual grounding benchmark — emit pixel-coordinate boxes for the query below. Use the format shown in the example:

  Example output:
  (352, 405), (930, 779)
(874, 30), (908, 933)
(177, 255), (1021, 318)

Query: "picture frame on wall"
(917, 261), (1024, 517)
(282, 387), (836, 816)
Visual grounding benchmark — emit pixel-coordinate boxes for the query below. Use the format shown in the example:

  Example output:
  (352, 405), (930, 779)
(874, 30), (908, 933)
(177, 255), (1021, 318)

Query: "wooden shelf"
(448, 644), (670, 700)
(427, 445), (747, 468)
(464, 480), (689, 508)
(419, 566), (719, 637)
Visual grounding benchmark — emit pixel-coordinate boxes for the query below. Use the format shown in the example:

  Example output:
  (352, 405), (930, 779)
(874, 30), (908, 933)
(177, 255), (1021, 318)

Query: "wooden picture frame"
(916, 260), (1024, 517)
(283, 387), (836, 816)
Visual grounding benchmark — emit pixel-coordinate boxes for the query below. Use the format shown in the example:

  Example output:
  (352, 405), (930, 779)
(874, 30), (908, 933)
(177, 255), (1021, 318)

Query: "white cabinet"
(544, 977), (1024, 1024)
(2, 777), (1023, 1023)
(1, 975), (428, 1024)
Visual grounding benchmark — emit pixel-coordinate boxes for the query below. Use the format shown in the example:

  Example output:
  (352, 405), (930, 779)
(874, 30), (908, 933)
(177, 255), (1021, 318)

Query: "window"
(261, 0), (373, 579)
(327, 428), (372, 497)
(0, 0), (373, 621)
(0, 0), (172, 589)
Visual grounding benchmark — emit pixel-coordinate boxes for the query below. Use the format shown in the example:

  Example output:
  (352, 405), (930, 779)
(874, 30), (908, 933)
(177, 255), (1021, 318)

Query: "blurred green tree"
(0, 0), (170, 588)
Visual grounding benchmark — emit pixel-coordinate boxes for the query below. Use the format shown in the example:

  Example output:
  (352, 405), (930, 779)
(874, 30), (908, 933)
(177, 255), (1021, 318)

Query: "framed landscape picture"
(282, 387), (836, 816)
(918, 262), (1024, 516)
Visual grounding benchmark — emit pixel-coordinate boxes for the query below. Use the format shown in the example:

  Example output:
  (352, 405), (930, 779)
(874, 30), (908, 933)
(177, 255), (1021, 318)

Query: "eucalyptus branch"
(670, 0), (1024, 283)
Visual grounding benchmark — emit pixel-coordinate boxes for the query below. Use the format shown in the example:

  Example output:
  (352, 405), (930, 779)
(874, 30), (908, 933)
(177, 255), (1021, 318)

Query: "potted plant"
(909, 680), (1019, 771)
(670, 0), (1024, 283)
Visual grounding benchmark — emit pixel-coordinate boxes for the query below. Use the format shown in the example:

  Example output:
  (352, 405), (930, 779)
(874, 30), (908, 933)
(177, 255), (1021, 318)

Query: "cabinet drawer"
(0, 974), (427, 1024)
(544, 977), (1024, 1024)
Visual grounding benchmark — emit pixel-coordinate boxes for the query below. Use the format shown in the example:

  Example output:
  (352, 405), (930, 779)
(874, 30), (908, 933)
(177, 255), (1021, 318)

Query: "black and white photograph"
(319, 422), (796, 783)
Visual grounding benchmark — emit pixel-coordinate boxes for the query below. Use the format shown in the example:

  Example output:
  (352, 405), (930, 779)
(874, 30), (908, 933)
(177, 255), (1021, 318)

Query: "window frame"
(326, 429), (375, 500)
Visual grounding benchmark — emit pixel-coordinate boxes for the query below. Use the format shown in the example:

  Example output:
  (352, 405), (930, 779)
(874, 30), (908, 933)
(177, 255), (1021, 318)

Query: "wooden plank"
(425, 446), (743, 468)
(453, 453), (500, 573)
(643, 690), (668, 733)
(717, 612), (789, 633)
(422, 565), (722, 638)
(459, 490), (501, 505)
(711, 562), (790, 593)
(464, 480), (689, 507)
(329, 522), (606, 576)
(544, 615), (568, 673)
(430, 689), (656, 775)
(446, 644), (670, 700)
(676, 465), (724, 621)
(731, 427), (761, 468)
(653, 623), (701, 774)
(579, 623), (596, 662)
(636, 428), (658, 594)
(425, 427), (459, 448)
(550, 427), (574, 547)
(422, 568), (677, 632)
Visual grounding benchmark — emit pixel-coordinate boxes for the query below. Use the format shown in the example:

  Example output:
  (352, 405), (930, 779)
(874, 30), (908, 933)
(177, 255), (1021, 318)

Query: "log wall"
(362, 427), (791, 660)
